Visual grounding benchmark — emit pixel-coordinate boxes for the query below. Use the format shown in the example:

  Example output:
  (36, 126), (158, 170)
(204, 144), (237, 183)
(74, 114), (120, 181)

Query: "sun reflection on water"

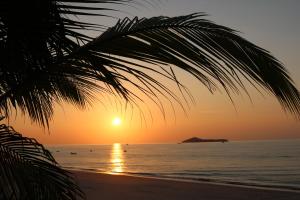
(110, 143), (124, 174)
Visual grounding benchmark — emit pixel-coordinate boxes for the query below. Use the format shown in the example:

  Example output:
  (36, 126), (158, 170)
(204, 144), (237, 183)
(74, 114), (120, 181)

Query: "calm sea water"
(49, 140), (300, 190)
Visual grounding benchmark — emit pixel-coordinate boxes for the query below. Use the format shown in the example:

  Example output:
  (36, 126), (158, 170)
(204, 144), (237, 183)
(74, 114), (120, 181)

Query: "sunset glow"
(112, 117), (122, 126)
(110, 143), (124, 173)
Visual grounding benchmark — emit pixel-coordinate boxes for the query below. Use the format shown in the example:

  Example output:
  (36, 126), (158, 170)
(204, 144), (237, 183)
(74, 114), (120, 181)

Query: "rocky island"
(181, 137), (228, 143)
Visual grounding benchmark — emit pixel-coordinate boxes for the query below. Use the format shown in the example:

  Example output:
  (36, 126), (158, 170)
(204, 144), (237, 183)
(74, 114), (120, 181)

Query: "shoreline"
(72, 170), (300, 200)
(68, 168), (300, 193)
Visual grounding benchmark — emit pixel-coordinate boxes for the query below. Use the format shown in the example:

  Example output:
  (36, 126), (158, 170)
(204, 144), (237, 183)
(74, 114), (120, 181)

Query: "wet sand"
(73, 170), (300, 200)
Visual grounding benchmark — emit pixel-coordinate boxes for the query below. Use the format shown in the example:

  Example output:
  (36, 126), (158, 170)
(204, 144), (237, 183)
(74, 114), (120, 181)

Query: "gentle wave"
(50, 140), (300, 191)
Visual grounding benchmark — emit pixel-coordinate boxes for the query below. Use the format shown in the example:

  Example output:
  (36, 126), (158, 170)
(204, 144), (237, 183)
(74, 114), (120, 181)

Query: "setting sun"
(112, 117), (122, 126)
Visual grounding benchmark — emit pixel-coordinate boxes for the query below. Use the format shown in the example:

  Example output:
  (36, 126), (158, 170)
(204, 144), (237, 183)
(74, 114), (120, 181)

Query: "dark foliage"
(0, 117), (84, 200)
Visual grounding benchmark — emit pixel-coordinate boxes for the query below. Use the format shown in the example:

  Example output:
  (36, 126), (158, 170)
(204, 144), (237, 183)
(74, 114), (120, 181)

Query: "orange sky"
(7, 82), (300, 144)
(4, 0), (300, 144)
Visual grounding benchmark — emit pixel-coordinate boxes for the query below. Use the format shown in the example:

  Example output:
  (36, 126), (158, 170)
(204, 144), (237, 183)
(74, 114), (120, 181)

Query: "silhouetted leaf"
(0, 123), (84, 199)
(69, 14), (300, 117)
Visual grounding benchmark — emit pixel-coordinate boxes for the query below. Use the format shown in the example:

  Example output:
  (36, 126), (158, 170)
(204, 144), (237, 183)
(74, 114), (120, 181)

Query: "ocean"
(49, 139), (300, 190)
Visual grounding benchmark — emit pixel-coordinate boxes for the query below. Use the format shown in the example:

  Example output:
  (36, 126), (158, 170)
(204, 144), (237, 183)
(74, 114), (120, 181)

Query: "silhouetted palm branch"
(0, 0), (139, 126)
(68, 13), (300, 117)
(1, 1), (300, 125)
(0, 117), (84, 200)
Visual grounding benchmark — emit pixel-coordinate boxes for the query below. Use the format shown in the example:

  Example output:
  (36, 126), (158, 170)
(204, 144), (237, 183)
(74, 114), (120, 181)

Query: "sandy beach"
(73, 170), (300, 200)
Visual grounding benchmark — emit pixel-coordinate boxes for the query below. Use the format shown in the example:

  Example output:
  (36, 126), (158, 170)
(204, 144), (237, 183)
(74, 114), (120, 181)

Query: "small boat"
(70, 152), (77, 155)
(123, 150), (127, 152)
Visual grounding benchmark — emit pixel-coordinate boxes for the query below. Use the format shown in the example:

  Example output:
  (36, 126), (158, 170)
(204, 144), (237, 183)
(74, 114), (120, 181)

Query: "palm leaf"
(1, 2), (299, 125)
(0, 0), (137, 126)
(0, 118), (84, 199)
(66, 13), (300, 117)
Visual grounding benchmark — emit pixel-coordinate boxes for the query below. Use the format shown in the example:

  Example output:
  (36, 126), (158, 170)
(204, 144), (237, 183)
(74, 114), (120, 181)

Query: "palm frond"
(0, 119), (84, 199)
(1, 3), (299, 126)
(68, 13), (300, 117)
(0, 67), (103, 126)
(0, 0), (177, 125)
(0, 0), (149, 126)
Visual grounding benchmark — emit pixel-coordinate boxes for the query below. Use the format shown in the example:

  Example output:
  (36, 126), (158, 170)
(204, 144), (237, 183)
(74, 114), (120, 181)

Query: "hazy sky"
(8, 0), (300, 144)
